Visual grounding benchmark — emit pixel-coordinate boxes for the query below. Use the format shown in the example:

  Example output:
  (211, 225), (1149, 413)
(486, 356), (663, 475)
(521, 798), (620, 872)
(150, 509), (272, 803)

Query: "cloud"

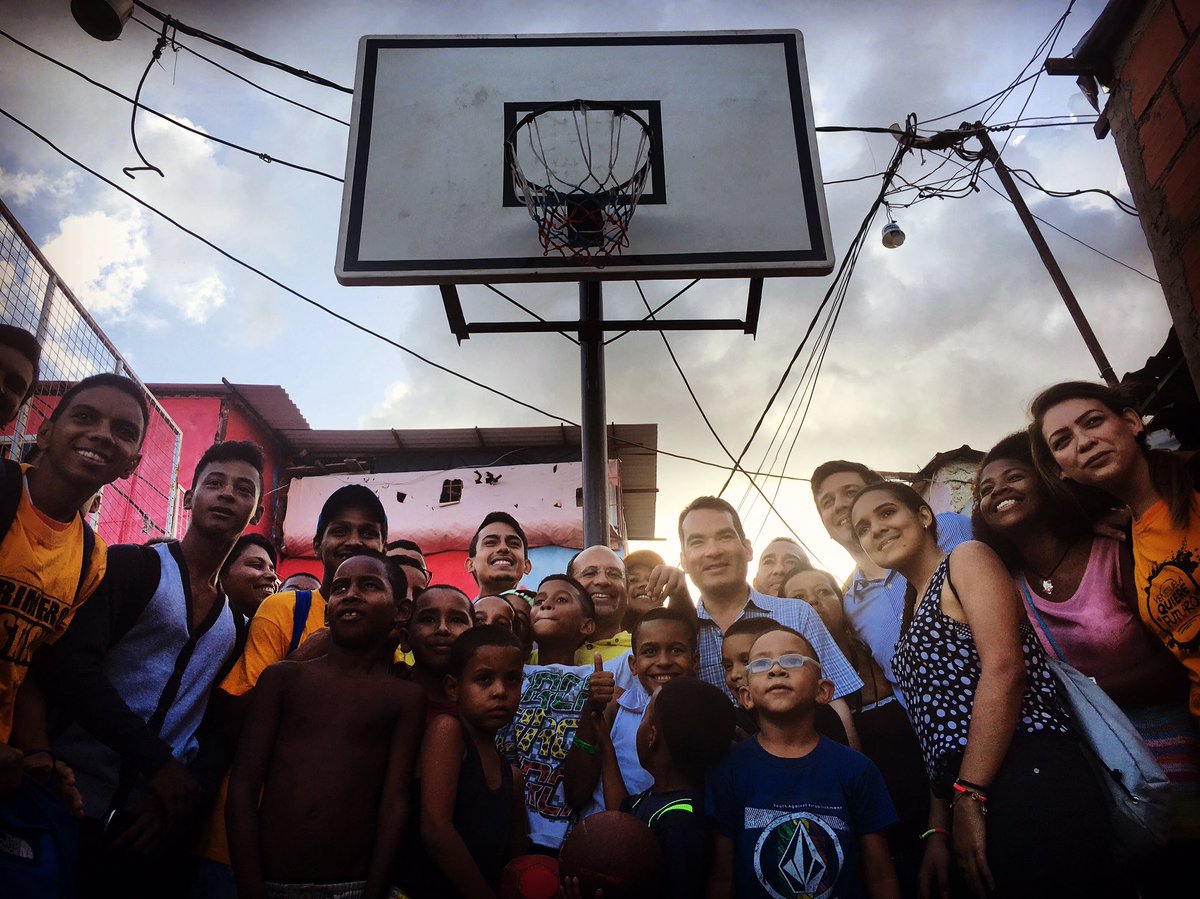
(0, 165), (81, 209)
(41, 208), (150, 320)
(167, 272), (228, 323)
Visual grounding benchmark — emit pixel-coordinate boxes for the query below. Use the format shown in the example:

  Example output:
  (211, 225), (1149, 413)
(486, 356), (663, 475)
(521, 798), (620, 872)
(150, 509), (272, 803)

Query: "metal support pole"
(976, 126), (1118, 386)
(579, 280), (609, 547)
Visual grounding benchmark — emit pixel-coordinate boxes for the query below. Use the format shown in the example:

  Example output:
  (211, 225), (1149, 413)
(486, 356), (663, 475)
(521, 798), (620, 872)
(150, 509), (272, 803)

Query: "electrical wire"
(717, 118), (918, 498)
(482, 285), (579, 345)
(0, 102), (824, 483)
(134, 1), (352, 93)
(976, 170), (1159, 282)
(0, 29), (344, 183)
(603, 280), (701, 345)
(994, 2), (1075, 157)
(129, 15), (350, 126)
(1006, 165), (1137, 215)
(632, 281), (824, 563)
(918, 72), (1041, 126)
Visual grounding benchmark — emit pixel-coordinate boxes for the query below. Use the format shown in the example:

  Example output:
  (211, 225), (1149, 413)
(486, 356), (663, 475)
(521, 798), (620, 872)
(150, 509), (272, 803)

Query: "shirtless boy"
(227, 550), (426, 899)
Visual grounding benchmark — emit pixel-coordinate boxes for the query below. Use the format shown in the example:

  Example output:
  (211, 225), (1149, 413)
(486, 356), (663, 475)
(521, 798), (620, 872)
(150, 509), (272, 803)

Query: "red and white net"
(507, 101), (653, 261)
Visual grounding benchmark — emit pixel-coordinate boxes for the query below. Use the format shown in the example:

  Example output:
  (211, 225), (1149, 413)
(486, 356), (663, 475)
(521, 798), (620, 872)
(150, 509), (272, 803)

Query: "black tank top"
(404, 718), (515, 896)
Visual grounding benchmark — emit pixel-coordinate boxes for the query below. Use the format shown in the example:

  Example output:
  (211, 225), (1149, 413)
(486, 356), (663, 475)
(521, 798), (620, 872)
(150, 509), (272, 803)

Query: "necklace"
(1030, 541), (1074, 595)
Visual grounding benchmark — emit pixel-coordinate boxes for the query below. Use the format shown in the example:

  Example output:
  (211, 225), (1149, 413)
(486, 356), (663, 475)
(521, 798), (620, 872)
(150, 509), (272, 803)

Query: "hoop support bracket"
(440, 279), (765, 344)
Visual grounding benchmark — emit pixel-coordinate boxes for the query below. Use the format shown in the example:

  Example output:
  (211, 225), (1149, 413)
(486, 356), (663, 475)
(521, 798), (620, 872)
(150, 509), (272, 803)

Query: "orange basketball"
(498, 854), (560, 899)
(559, 811), (663, 898)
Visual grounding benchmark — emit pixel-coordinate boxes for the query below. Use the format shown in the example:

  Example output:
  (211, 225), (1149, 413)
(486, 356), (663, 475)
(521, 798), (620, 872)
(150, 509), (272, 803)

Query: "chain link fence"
(0, 200), (183, 544)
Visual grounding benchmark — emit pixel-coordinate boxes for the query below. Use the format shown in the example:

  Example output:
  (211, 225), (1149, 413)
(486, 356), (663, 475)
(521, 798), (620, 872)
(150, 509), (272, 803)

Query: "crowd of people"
(1, 319), (1199, 899)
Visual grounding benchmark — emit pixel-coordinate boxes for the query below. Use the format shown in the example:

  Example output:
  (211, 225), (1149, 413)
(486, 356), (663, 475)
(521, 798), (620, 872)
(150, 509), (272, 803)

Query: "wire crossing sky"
(0, 0), (1170, 580)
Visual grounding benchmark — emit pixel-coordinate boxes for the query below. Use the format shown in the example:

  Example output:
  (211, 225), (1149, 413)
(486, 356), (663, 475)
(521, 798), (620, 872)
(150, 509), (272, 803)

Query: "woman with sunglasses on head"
(850, 481), (1129, 899)
(1030, 380), (1200, 722)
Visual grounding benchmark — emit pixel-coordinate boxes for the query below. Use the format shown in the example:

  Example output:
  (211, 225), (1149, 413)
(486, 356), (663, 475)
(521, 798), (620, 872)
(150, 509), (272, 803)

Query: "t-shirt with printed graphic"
(496, 662), (592, 850)
(0, 472), (106, 742)
(1132, 492), (1200, 719)
(706, 735), (896, 899)
(622, 788), (712, 899)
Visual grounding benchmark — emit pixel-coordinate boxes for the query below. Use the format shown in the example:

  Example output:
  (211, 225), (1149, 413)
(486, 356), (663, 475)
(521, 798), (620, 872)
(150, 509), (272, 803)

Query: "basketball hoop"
(506, 100), (653, 261)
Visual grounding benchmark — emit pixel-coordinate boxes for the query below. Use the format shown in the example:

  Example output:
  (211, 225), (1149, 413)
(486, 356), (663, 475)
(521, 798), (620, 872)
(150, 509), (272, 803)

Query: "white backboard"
(336, 31), (834, 285)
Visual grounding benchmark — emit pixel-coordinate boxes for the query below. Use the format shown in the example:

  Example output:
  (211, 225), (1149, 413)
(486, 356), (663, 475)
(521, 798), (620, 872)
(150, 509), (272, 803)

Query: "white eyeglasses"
(745, 653), (821, 677)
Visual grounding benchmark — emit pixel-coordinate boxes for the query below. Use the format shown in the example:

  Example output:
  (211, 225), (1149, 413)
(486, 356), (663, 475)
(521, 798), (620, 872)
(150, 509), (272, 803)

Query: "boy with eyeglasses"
(706, 625), (900, 899)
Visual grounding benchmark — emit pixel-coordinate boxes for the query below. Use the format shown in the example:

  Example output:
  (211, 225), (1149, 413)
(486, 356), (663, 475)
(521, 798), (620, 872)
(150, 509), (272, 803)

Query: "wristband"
(951, 780), (988, 814)
(572, 737), (597, 756)
(920, 828), (949, 840)
(954, 776), (990, 793)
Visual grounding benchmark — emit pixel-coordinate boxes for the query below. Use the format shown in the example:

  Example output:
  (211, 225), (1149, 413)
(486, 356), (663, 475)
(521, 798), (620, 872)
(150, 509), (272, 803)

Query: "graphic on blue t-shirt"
(752, 809), (843, 899)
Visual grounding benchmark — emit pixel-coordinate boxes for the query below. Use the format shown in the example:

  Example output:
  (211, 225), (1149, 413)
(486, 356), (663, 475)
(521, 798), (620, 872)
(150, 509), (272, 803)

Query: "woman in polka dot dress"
(850, 480), (1131, 899)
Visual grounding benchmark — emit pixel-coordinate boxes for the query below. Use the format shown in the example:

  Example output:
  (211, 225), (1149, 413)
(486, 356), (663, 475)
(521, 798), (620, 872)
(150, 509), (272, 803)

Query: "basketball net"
(507, 101), (653, 261)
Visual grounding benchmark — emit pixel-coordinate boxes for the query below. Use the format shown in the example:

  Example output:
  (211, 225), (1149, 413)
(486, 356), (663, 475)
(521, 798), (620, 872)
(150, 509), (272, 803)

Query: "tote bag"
(1020, 580), (1171, 863)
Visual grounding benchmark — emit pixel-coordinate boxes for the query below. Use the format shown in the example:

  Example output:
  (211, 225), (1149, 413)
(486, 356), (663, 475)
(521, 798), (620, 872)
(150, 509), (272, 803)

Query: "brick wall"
(1098, 0), (1200, 390)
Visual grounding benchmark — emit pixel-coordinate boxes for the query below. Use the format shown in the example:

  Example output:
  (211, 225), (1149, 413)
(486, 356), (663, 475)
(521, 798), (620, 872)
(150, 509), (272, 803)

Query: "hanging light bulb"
(881, 204), (905, 249)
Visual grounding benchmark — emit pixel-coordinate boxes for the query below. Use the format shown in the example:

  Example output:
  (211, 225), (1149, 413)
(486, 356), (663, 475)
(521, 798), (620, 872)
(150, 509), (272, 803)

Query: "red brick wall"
(1104, 0), (1200, 388)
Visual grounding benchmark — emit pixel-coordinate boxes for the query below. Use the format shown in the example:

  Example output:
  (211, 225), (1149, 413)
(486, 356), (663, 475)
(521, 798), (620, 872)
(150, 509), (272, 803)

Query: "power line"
(0, 101), (823, 484)
(129, 15), (350, 126)
(918, 72), (1041, 126)
(717, 118), (918, 498)
(0, 29), (343, 183)
(133, 2), (352, 93)
(994, 1), (1075, 157)
(632, 281), (824, 563)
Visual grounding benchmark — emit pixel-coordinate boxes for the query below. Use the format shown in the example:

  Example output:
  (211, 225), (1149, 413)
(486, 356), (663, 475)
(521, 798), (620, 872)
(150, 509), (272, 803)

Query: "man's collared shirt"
(697, 589), (863, 702)
(844, 511), (973, 705)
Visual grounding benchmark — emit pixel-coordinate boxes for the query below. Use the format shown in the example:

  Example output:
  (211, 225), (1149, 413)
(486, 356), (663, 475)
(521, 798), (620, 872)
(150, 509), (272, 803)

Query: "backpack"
(0, 775), (78, 899)
(0, 458), (97, 604)
(288, 590), (314, 654)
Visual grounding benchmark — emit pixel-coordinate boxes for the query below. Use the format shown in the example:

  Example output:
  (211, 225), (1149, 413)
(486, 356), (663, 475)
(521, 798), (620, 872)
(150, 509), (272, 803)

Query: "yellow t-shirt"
(199, 588), (326, 864)
(218, 588), (326, 697)
(574, 630), (633, 666)
(0, 475), (106, 742)
(1132, 493), (1200, 719)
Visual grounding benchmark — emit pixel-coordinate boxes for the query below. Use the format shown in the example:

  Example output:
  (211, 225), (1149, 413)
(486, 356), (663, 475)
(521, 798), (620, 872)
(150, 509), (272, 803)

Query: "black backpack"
(0, 458), (96, 604)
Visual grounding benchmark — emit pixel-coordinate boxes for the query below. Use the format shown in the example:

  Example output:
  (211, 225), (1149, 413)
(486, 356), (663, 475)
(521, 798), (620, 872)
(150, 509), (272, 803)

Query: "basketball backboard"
(336, 31), (833, 286)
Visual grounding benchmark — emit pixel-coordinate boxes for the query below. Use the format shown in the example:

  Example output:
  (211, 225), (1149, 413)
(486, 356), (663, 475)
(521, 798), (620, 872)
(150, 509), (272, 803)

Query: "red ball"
(559, 811), (664, 898)
(498, 854), (560, 899)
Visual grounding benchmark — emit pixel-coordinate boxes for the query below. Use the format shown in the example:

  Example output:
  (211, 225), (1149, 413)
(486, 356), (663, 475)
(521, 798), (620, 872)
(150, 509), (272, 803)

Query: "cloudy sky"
(0, 0), (1171, 580)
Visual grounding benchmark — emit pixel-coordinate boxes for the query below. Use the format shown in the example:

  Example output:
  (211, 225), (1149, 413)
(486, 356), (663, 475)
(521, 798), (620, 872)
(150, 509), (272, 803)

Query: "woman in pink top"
(974, 431), (1200, 866)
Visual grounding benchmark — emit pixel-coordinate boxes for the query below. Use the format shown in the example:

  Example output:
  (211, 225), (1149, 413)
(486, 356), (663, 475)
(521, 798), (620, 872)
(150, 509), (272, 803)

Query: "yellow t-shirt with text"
(0, 475), (106, 742)
(1132, 493), (1200, 719)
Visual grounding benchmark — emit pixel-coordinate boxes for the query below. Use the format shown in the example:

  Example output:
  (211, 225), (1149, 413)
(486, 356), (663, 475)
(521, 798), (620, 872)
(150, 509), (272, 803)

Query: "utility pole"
(904, 122), (1119, 387)
(973, 125), (1118, 386)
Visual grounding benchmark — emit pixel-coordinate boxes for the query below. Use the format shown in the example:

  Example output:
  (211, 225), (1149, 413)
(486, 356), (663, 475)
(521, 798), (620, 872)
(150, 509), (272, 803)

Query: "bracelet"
(920, 827), (949, 840)
(951, 781), (988, 814)
(953, 776), (990, 793)
(572, 737), (597, 756)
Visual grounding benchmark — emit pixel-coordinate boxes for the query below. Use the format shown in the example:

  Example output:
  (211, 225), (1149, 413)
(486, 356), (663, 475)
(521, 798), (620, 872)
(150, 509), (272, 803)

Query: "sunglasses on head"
(745, 653), (821, 677)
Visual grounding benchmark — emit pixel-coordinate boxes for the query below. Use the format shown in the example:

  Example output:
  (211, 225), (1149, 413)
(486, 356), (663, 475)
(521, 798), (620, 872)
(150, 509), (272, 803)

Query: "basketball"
(498, 854), (560, 899)
(559, 811), (663, 897)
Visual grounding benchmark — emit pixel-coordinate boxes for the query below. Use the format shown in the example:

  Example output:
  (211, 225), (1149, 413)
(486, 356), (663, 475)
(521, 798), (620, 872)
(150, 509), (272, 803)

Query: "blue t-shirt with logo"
(706, 735), (897, 899)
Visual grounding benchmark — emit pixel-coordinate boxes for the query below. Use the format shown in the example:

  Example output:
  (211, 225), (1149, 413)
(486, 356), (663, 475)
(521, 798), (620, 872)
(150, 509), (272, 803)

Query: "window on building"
(440, 478), (463, 504)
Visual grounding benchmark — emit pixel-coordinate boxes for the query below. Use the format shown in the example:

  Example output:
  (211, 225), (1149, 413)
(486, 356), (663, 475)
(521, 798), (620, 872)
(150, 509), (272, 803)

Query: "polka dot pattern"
(893, 558), (1069, 790)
